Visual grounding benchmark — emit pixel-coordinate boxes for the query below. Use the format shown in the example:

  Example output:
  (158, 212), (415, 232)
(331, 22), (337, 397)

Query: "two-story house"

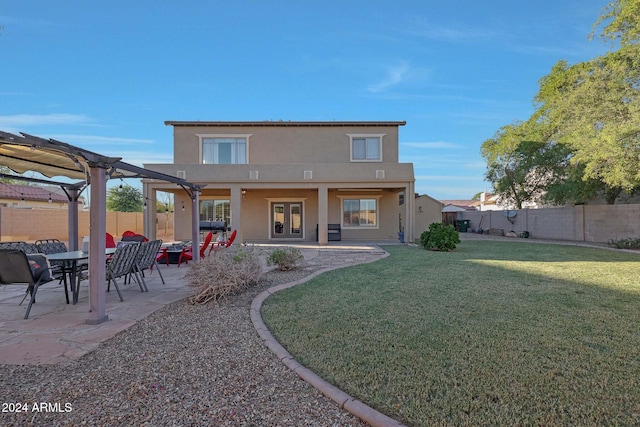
(142, 121), (415, 244)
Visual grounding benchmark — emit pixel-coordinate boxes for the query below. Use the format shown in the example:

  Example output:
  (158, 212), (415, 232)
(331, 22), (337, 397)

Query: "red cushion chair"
(106, 233), (116, 249)
(209, 230), (237, 253)
(178, 231), (213, 267)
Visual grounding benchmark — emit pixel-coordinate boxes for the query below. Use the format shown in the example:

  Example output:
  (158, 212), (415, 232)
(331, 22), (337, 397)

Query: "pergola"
(0, 130), (203, 324)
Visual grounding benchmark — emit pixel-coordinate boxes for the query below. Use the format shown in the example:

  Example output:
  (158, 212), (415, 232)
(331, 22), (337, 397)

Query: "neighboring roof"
(439, 199), (481, 209)
(165, 120), (407, 127)
(0, 183), (69, 203)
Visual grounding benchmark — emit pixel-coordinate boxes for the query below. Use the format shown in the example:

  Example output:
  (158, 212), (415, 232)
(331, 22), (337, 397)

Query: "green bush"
(608, 237), (640, 249)
(420, 222), (461, 251)
(267, 247), (305, 271)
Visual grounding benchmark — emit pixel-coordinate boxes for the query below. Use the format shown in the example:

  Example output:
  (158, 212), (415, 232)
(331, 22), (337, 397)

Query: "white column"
(67, 188), (79, 251)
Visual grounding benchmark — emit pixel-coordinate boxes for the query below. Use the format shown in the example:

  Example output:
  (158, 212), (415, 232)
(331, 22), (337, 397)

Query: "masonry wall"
(0, 207), (174, 246)
(456, 204), (640, 243)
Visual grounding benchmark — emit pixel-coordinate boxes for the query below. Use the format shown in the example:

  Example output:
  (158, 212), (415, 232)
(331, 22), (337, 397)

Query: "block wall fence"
(0, 207), (174, 246)
(456, 204), (640, 243)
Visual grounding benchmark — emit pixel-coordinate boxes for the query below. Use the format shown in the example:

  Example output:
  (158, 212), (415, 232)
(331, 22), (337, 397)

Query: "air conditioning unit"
(304, 170), (313, 180)
(375, 170), (385, 179)
(177, 170), (186, 179)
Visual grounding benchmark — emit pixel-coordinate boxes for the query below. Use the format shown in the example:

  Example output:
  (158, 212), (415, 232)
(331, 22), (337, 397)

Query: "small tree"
(420, 222), (460, 251)
(106, 184), (143, 212)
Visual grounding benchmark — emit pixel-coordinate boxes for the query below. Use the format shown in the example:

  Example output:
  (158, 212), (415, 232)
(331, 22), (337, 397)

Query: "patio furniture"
(106, 233), (117, 249)
(131, 239), (165, 290)
(0, 249), (55, 319)
(209, 229), (237, 252)
(178, 231), (214, 267)
(106, 242), (143, 301)
(36, 239), (77, 304)
(121, 231), (148, 243)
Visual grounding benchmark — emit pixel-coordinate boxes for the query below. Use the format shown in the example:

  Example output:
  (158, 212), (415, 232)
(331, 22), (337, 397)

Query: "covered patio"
(0, 131), (202, 324)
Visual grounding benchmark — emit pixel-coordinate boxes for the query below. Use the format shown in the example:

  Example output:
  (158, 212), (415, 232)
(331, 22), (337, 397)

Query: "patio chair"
(106, 233), (117, 249)
(130, 239), (165, 289)
(121, 231), (148, 242)
(209, 229), (237, 253)
(36, 239), (75, 304)
(0, 249), (55, 319)
(178, 231), (213, 267)
(106, 242), (142, 301)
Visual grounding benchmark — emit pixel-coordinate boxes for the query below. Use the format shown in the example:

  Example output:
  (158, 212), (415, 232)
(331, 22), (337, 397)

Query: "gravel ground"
(0, 267), (367, 427)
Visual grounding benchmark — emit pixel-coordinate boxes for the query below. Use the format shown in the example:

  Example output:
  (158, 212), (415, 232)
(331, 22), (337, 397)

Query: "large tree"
(481, 121), (571, 209)
(106, 184), (143, 212)
(483, 0), (640, 205)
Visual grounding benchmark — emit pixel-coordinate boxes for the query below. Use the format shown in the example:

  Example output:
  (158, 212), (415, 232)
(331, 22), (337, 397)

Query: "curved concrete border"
(250, 249), (407, 427)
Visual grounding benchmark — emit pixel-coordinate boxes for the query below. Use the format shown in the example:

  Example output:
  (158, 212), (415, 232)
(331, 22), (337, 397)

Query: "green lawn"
(261, 241), (640, 426)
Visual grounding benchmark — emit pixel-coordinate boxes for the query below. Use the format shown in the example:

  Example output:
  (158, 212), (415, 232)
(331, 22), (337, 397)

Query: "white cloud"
(367, 64), (410, 93)
(0, 113), (92, 127)
(101, 150), (173, 167)
(402, 141), (459, 149)
(51, 134), (154, 145)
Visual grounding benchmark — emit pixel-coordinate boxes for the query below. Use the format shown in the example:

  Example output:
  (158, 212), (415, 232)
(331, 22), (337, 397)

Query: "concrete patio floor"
(0, 241), (393, 365)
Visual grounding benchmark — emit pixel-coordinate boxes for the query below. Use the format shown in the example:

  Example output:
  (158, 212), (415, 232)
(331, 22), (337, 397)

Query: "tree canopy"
(482, 0), (640, 206)
(106, 184), (143, 212)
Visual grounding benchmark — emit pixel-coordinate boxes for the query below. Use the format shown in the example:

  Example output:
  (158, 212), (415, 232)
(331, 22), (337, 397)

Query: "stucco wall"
(457, 204), (640, 243)
(172, 124), (400, 165)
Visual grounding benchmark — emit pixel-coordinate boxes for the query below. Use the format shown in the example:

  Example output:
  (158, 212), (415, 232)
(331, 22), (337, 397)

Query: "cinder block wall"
(457, 204), (640, 243)
(0, 208), (173, 245)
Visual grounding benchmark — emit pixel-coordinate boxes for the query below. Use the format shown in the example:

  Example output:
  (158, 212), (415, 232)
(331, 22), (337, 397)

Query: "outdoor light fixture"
(181, 201), (185, 211)
(20, 193), (25, 205)
(143, 199), (147, 210)
(48, 193), (53, 203)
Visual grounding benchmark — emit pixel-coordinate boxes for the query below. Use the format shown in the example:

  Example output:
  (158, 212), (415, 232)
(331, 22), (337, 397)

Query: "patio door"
(272, 202), (303, 239)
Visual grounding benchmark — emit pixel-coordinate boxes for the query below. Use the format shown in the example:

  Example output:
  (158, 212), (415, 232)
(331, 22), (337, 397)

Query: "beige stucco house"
(143, 121), (415, 244)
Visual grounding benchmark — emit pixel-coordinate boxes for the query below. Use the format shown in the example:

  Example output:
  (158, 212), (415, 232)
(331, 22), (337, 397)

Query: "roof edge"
(164, 120), (406, 127)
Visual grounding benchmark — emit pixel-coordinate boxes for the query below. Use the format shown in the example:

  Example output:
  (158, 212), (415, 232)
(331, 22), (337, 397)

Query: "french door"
(272, 202), (303, 239)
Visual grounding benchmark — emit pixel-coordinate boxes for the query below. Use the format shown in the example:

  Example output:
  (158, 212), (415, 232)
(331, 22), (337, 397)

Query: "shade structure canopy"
(0, 130), (203, 324)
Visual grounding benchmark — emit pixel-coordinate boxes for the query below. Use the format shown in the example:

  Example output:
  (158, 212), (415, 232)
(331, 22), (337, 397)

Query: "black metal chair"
(0, 249), (55, 319)
(36, 239), (74, 304)
(131, 239), (165, 290)
(106, 242), (142, 301)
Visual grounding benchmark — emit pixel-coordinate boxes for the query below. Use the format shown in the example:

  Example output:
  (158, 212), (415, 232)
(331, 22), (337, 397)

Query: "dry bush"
(185, 244), (263, 305)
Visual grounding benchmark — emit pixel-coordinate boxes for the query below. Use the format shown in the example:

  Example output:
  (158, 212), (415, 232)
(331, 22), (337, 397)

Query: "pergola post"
(86, 167), (108, 325)
(67, 188), (80, 251)
(191, 190), (200, 261)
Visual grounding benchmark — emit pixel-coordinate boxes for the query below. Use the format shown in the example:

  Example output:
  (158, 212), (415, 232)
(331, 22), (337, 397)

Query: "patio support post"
(142, 182), (155, 240)
(230, 186), (242, 243)
(317, 185), (328, 245)
(67, 188), (79, 251)
(191, 190), (200, 261)
(86, 167), (108, 325)
(405, 181), (415, 242)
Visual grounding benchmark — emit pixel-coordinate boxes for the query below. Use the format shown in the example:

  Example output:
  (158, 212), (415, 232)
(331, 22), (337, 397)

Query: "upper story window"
(198, 134), (250, 164)
(348, 134), (384, 162)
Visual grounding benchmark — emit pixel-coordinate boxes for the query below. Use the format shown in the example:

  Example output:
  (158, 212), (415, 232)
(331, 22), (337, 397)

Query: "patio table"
(47, 248), (117, 304)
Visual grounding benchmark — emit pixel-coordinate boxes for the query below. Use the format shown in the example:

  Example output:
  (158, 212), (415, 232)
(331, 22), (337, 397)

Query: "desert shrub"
(267, 247), (305, 271)
(608, 237), (640, 249)
(185, 244), (263, 304)
(420, 222), (461, 251)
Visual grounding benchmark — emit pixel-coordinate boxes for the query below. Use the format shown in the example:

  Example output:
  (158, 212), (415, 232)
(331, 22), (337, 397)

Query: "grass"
(261, 241), (640, 426)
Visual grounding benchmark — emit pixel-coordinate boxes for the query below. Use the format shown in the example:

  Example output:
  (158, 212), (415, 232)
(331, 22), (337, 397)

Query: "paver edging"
(251, 248), (407, 427)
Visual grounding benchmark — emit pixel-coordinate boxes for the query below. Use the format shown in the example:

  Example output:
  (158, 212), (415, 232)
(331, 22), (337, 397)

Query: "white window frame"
(197, 134), (252, 165)
(337, 195), (381, 229)
(348, 134), (384, 162)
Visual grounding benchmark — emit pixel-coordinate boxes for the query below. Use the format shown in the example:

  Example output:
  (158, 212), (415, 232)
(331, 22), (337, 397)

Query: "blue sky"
(0, 0), (610, 200)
